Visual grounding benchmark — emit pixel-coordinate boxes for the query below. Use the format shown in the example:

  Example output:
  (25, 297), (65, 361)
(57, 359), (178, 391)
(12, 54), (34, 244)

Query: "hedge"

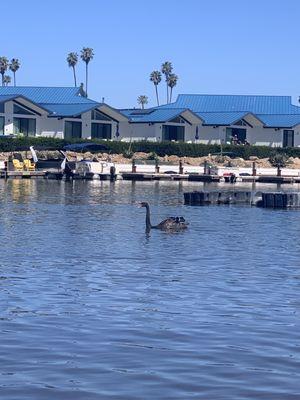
(1, 136), (300, 159)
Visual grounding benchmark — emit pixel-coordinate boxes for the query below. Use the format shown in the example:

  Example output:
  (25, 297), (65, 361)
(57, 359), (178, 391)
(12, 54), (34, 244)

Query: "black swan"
(139, 202), (189, 232)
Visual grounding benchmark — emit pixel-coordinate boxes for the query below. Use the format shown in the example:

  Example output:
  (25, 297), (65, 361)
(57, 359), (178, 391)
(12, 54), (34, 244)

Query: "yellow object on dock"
(12, 159), (24, 171)
(23, 159), (36, 171)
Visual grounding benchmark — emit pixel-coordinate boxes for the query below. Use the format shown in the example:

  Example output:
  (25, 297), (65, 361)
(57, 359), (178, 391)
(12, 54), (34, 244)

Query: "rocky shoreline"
(2, 150), (300, 169)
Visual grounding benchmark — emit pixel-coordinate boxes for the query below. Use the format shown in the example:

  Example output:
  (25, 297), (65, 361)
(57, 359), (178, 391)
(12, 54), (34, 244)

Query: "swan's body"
(140, 202), (189, 232)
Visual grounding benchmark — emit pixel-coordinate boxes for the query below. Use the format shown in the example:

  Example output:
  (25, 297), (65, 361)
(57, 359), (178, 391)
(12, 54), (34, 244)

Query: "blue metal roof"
(197, 112), (249, 125)
(120, 108), (201, 123)
(42, 103), (101, 117)
(258, 114), (300, 128)
(0, 94), (20, 103)
(161, 94), (300, 114)
(0, 86), (100, 117)
(0, 86), (96, 105)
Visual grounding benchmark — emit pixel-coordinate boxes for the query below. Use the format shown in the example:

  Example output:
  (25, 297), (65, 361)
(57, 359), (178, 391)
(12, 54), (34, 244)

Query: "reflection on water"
(1, 179), (300, 399)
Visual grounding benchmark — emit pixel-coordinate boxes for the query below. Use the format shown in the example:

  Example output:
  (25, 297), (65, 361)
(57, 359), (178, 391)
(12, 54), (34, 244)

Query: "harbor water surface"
(0, 179), (300, 399)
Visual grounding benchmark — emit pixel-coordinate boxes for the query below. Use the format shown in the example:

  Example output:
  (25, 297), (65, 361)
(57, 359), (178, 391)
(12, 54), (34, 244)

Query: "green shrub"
(1, 137), (300, 159)
(147, 151), (159, 160)
(122, 149), (134, 159)
(268, 152), (290, 168)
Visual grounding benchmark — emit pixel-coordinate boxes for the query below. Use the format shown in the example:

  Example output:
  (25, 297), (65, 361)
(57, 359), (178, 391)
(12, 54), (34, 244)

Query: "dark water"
(1, 179), (300, 399)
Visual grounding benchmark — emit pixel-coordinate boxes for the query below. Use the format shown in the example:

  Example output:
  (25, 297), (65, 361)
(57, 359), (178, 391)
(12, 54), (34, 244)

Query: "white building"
(1, 88), (300, 147)
(120, 94), (300, 147)
(0, 87), (127, 140)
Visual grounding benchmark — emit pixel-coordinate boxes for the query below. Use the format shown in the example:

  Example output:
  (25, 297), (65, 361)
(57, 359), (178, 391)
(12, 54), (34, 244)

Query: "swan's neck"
(145, 204), (152, 231)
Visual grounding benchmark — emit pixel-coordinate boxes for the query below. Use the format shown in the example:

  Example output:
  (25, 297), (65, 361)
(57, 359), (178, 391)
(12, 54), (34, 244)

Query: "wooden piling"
(132, 159), (137, 173)
(155, 159), (160, 174)
(179, 160), (184, 175)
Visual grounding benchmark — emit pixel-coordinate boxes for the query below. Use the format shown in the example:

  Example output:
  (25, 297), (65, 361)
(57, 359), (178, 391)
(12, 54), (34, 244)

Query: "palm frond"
(80, 47), (94, 64)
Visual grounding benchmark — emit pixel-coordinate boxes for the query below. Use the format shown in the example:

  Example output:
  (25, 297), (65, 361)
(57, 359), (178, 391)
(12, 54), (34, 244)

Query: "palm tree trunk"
(166, 84), (169, 104)
(72, 66), (77, 87)
(142, 103), (144, 110)
(1, 73), (3, 86)
(14, 71), (16, 86)
(85, 62), (88, 97)
(170, 87), (173, 103)
(155, 85), (159, 106)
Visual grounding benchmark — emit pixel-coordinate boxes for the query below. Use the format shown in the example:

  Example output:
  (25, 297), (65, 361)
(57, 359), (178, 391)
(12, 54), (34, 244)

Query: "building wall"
(247, 127), (282, 147)
(4, 101), (14, 134)
(39, 116), (64, 138)
(197, 126), (224, 144)
(118, 122), (158, 141)
(81, 111), (91, 139)
(291, 125), (300, 147)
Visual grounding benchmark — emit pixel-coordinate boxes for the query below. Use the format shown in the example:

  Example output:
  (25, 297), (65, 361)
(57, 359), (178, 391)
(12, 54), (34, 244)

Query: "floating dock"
(0, 170), (46, 179)
(184, 190), (300, 209)
(1, 169), (300, 184)
(184, 190), (255, 206)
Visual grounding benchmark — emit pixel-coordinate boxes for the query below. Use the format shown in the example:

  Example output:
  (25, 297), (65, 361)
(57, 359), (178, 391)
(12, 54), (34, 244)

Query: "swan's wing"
(155, 218), (176, 229)
(155, 218), (189, 230)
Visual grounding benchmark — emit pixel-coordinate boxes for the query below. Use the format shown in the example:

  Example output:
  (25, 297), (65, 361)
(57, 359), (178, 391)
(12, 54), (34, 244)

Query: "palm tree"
(150, 70), (162, 106)
(66, 52), (78, 87)
(80, 47), (94, 97)
(9, 58), (20, 86)
(137, 95), (148, 109)
(3, 75), (11, 86)
(0, 57), (9, 86)
(161, 61), (173, 103)
(168, 73), (178, 103)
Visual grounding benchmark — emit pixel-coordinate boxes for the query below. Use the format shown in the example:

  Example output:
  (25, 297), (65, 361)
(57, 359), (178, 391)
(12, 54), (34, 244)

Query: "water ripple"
(1, 180), (300, 399)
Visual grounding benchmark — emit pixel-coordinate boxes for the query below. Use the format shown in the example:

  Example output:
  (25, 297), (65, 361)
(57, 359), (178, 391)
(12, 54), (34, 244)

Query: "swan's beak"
(134, 202), (143, 208)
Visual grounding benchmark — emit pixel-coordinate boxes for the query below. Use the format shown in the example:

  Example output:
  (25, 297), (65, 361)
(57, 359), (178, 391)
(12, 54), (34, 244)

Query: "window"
(13, 118), (36, 136)
(162, 125), (185, 141)
(0, 116), (4, 135)
(0, 103), (4, 113)
(283, 130), (294, 147)
(64, 121), (82, 139)
(225, 128), (247, 144)
(13, 104), (35, 115)
(169, 116), (186, 124)
(91, 110), (112, 121)
(233, 119), (251, 127)
(91, 123), (112, 139)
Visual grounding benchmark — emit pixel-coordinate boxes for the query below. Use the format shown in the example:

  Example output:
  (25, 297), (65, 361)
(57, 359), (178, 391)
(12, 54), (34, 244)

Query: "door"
(13, 117), (36, 136)
(65, 121), (82, 139)
(91, 123), (112, 139)
(283, 130), (294, 147)
(162, 125), (185, 141)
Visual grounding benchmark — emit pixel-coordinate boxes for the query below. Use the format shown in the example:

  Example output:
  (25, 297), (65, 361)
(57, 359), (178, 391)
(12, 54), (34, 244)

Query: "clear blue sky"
(2, 0), (300, 108)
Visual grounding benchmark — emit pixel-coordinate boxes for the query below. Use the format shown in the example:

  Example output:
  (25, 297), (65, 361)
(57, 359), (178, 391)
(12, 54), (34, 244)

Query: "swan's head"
(139, 202), (149, 208)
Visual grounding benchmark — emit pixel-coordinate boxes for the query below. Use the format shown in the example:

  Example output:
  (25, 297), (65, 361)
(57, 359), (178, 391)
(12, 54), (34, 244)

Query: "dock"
(184, 190), (300, 209)
(0, 170), (46, 179)
(1, 169), (300, 184)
